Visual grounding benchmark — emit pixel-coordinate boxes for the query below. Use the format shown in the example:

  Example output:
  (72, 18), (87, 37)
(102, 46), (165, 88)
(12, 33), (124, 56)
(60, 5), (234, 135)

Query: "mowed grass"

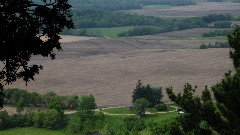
(102, 105), (176, 114)
(86, 26), (134, 38)
(0, 127), (72, 135)
(143, 5), (172, 9)
(147, 105), (177, 113)
(142, 112), (178, 124)
(103, 107), (135, 114)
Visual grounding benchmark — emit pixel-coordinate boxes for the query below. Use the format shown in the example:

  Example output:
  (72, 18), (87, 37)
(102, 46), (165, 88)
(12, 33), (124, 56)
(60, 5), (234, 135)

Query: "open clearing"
(121, 2), (240, 17)
(7, 35), (233, 107)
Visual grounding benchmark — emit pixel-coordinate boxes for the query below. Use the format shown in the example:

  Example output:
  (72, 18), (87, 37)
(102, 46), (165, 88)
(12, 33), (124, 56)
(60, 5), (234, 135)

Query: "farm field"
(121, 2), (240, 17)
(7, 35), (233, 107)
(86, 26), (135, 38)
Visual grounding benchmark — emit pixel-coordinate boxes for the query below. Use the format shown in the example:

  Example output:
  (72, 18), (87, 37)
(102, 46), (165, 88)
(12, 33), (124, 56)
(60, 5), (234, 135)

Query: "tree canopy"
(0, 0), (74, 108)
(166, 25), (240, 134)
(132, 80), (163, 107)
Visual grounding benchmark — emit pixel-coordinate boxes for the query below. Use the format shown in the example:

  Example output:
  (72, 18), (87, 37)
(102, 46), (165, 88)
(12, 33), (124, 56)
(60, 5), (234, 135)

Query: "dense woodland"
(58, 0), (240, 37)
(68, 0), (196, 11)
(63, 10), (237, 36)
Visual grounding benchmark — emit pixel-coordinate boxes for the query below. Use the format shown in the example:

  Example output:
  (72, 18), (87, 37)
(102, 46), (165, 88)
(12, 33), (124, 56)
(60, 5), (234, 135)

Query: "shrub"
(0, 110), (34, 130)
(33, 111), (44, 128)
(149, 119), (176, 135)
(134, 98), (150, 117)
(122, 117), (145, 131)
(67, 115), (83, 133)
(155, 103), (167, 111)
(0, 111), (11, 130)
(42, 109), (62, 129)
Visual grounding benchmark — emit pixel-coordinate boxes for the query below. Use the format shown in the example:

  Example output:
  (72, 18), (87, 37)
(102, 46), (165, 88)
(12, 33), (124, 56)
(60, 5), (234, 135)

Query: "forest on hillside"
(69, 0), (196, 11)
(57, 0), (240, 37)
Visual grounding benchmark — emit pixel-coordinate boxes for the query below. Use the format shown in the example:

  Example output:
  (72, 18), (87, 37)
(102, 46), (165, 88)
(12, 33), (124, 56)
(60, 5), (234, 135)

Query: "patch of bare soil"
(7, 38), (233, 107)
(121, 2), (240, 17)
(59, 35), (97, 43)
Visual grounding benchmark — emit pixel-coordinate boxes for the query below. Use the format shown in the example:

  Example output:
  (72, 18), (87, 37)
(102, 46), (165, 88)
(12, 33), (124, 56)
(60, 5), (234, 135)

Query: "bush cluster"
(199, 42), (229, 49)
(202, 30), (231, 37)
(0, 111), (34, 130)
(3, 88), (79, 110)
(155, 103), (168, 111)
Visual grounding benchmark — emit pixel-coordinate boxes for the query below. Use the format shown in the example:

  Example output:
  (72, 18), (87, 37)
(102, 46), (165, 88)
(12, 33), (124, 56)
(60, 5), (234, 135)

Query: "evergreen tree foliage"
(132, 80), (163, 107)
(228, 25), (240, 68)
(166, 25), (240, 134)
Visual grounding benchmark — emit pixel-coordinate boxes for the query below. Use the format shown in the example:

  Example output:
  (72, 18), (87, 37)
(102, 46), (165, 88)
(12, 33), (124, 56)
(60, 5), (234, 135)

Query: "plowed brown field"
(7, 36), (233, 107)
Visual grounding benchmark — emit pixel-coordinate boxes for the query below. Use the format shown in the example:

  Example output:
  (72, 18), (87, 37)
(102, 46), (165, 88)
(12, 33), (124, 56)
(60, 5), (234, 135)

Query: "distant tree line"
(199, 42), (229, 49)
(118, 26), (164, 37)
(138, 0), (196, 6)
(232, 0), (240, 2)
(202, 14), (233, 23)
(213, 21), (232, 28)
(68, 0), (196, 11)
(71, 10), (234, 29)
(63, 9), (237, 36)
(207, 0), (224, 2)
(202, 29), (231, 37)
(208, 0), (240, 2)
(70, 9), (167, 29)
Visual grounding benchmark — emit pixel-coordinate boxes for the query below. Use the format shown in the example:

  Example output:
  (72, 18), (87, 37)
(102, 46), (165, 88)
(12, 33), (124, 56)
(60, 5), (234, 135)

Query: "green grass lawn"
(86, 26), (134, 38)
(103, 107), (135, 114)
(103, 105), (177, 114)
(142, 112), (178, 124)
(147, 105), (176, 113)
(168, 105), (177, 111)
(0, 127), (72, 135)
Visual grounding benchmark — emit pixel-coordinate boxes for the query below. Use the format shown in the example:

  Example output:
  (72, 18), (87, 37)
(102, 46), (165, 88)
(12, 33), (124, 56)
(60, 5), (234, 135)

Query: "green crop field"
(86, 26), (134, 38)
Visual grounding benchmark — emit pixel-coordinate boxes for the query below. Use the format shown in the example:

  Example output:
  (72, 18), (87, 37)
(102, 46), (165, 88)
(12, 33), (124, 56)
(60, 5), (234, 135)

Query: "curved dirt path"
(65, 105), (178, 116)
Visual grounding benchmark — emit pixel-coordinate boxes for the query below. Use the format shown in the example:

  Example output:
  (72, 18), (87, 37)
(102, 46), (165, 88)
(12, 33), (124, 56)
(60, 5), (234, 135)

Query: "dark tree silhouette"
(166, 25), (240, 135)
(0, 0), (74, 108)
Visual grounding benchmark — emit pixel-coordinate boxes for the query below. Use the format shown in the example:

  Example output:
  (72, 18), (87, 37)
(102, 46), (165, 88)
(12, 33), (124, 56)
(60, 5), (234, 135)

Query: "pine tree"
(166, 25), (240, 134)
